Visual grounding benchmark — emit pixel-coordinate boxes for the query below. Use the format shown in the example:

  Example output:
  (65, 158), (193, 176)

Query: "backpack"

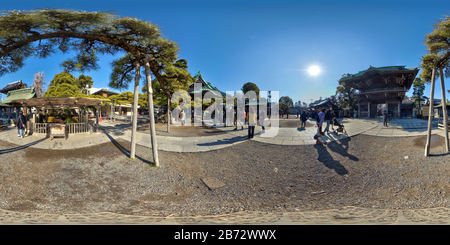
(316, 115), (320, 123)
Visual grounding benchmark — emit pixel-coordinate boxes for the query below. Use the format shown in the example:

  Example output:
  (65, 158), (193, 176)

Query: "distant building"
(87, 87), (119, 98)
(309, 98), (336, 111)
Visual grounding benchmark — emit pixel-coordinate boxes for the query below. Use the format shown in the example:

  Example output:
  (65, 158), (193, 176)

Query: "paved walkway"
(0, 117), (444, 152)
(1, 117), (450, 225)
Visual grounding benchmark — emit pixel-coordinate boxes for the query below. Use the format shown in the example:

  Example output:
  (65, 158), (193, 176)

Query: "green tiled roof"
(189, 72), (227, 97)
(1, 87), (36, 105)
(339, 65), (419, 84)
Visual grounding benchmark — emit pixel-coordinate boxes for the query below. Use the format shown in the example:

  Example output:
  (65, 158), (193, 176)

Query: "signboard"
(49, 124), (66, 139)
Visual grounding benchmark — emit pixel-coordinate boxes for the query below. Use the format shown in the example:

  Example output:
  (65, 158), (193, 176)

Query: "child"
(332, 117), (346, 135)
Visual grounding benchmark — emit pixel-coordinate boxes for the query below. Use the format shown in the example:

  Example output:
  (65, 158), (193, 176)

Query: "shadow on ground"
(0, 137), (49, 155)
(103, 129), (155, 166)
(313, 137), (359, 175)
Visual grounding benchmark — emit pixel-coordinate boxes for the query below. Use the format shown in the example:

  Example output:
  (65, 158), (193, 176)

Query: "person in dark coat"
(16, 111), (27, 138)
(383, 110), (388, 127)
(300, 111), (308, 128)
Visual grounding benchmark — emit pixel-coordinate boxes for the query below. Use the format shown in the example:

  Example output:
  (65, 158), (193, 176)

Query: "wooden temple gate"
(339, 66), (420, 118)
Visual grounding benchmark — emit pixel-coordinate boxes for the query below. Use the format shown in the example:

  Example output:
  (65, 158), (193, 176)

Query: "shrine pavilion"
(339, 65), (419, 118)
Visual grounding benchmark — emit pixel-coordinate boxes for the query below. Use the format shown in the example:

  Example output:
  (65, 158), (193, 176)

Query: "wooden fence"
(34, 123), (48, 135)
(67, 123), (90, 134)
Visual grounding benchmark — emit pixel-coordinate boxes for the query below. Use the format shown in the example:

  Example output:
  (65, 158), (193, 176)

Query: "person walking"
(324, 108), (331, 135)
(16, 111), (27, 138)
(248, 107), (256, 138)
(233, 110), (238, 130)
(259, 108), (266, 134)
(180, 110), (186, 126)
(300, 111), (307, 128)
(329, 109), (335, 131)
(383, 110), (388, 127)
(315, 109), (325, 144)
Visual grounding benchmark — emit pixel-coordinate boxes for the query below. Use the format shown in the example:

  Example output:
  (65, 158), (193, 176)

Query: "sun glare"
(308, 65), (320, 76)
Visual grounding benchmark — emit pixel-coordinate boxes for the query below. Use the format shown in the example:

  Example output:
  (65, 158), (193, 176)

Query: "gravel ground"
(0, 132), (449, 217)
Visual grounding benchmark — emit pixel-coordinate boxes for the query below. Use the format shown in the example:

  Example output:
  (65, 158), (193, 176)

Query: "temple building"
(188, 72), (227, 99)
(339, 65), (419, 118)
(309, 98), (337, 111)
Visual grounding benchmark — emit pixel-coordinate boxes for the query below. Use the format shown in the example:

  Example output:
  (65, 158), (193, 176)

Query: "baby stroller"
(332, 118), (346, 135)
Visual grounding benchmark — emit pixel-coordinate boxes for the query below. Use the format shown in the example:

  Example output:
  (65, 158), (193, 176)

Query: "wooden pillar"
(398, 101), (401, 119)
(439, 66), (449, 152)
(368, 101), (371, 118)
(358, 103), (360, 118)
(425, 67), (437, 156)
(7, 107), (10, 125)
(96, 104), (100, 125)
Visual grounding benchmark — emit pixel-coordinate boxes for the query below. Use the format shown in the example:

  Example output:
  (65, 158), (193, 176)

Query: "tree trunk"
(130, 61), (140, 159)
(144, 59), (159, 167)
(439, 66), (449, 152)
(425, 67), (436, 156)
(167, 96), (171, 132)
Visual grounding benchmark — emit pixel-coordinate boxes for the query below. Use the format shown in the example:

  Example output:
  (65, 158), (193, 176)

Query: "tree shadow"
(196, 135), (248, 146)
(103, 129), (155, 166)
(0, 137), (48, 155)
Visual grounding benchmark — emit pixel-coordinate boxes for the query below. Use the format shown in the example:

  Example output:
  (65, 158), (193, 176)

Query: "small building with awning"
(5, 96), (110, 138)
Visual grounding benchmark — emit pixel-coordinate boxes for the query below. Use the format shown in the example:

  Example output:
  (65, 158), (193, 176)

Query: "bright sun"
(308, 65), (320, 76)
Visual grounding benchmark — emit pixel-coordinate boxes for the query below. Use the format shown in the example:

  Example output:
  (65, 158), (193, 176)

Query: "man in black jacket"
(383, 110), (388, 127)
(300, 111), (308, 128)
(323, 108), (332, 135)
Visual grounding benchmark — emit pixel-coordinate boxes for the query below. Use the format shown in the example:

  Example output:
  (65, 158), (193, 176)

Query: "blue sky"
(1, 0), (450, 104)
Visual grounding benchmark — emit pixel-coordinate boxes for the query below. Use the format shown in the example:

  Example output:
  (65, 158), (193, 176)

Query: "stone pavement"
(1, 117), (450, 225)
(3, 205), (450, 225)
